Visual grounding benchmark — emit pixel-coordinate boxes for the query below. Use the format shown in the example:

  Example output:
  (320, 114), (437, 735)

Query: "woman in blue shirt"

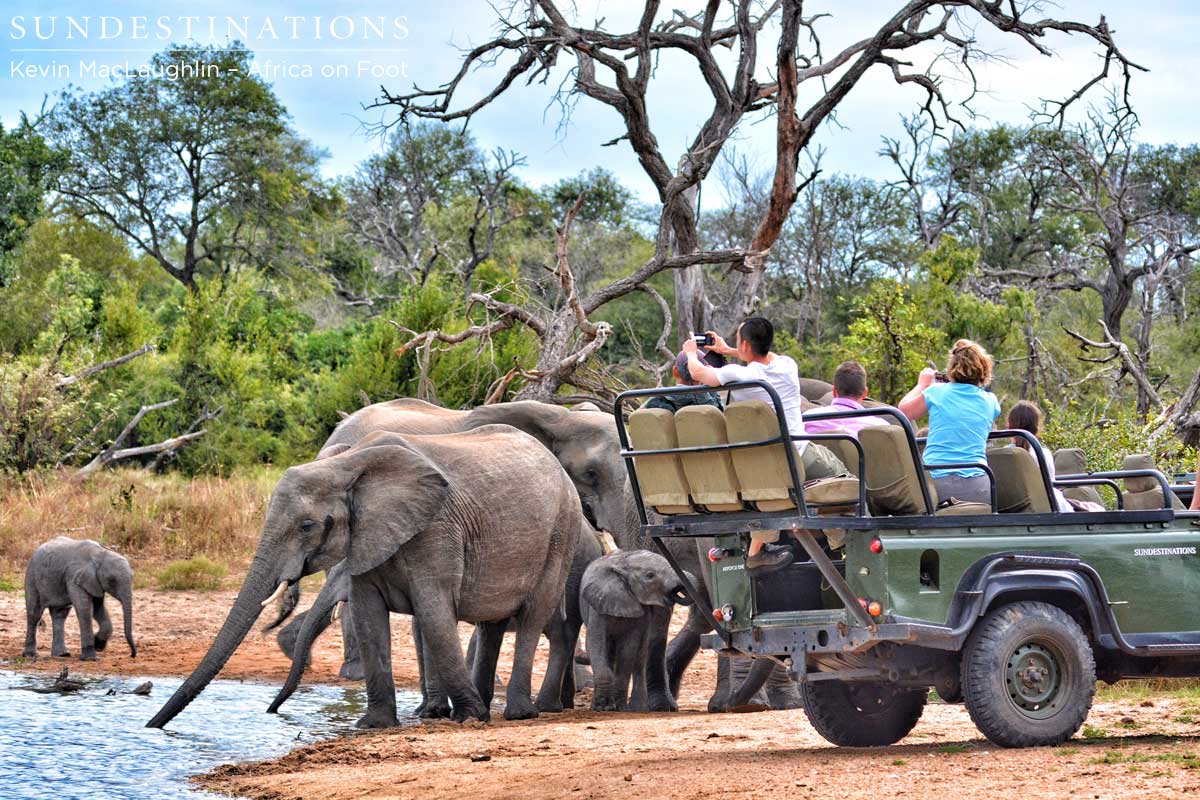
(898, 340), (1001, 507)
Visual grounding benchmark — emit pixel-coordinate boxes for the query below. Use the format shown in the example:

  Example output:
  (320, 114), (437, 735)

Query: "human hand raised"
(917, 368), (938, 389)
(705, 330), (731, 355)
(682, 334), (699, 357)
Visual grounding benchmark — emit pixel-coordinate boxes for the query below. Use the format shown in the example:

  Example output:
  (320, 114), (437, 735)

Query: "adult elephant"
(147, 426), (584, 729)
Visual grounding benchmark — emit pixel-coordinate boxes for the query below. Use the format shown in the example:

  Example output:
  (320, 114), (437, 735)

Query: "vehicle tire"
(800, 680), (926, 747)
(961, 601), (1095, 748)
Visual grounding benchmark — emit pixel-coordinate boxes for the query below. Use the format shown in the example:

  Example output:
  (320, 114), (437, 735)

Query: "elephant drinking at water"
(147, 425), (585, 729)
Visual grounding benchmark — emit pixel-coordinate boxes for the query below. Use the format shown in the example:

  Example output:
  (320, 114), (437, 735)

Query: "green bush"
(1041, 405), (1197, 476)
(156, 555), (227, 590)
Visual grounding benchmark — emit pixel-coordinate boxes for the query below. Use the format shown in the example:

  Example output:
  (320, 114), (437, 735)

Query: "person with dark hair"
(1007, 400), (1073, 513)
(643, 349), (723, 413)
(805, 361), (888, 439)
(898, 339), (1001, 506)
(683, 318), (846, 574)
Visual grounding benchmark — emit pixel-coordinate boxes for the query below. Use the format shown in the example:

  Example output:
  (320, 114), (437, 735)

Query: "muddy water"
(0, 670), (420, 799)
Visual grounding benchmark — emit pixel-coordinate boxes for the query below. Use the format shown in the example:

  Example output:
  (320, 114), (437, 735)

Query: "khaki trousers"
(751, 443), (847, 544)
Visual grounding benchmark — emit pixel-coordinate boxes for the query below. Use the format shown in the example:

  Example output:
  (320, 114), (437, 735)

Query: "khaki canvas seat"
(724, 400), (798, 512)
(1053, 447), (1104, 506)
(935, 500), (993, 516)
(822, 438), (863, 477)
(1121, 454), (1185, 511)
(724, 401), (860, 511)
(674, 405), (744, 512)
(860, 425), (936, 516)
(987, 447), (1053, 513)
(627, 408), (694, 515)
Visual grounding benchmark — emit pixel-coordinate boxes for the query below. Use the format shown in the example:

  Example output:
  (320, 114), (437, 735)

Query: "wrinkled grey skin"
(24, 537), (136, 661)
(147, 426), (584, 729)
(581, 550), (694, 712)
(324, 398), (795, 713)
(271, 562), (362, 702)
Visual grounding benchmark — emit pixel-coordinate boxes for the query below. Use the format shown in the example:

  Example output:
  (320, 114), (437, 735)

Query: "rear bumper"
(701, 618), (965, 659)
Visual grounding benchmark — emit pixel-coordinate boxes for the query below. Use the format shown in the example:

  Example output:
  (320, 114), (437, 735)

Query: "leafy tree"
(47, 43), (325, 291)
(0, 117), (65, 285)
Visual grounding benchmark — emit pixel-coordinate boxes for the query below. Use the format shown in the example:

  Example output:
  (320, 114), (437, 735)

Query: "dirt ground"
(3, 589), (1200, 800)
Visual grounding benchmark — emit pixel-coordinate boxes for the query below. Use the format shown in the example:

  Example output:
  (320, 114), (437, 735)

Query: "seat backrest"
(1052, 447), (1104, 506)
(674, 405), (744, 512)
(1121, 453), (1185, 510)
(627, 408), (694, 515)
(724, 400), (799, 512)
(823, 438), (862, 477)
(987, 447), (1052, 513)
(860, 425), (934, 515)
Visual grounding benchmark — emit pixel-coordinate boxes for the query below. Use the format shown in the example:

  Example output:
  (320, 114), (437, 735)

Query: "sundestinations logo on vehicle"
(1133, 546), (1197, 557)
(7, 13), (410, 81)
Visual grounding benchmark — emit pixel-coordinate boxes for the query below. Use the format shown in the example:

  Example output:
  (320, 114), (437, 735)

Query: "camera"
(934, 371), (949, 383)
(693, 333), (714, 348)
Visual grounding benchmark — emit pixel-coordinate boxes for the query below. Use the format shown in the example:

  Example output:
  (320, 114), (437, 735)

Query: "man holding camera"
(682, 317), (846, 573)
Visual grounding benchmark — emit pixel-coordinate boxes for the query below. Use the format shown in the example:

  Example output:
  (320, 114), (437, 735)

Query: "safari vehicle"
(614, 381), (1200, 748)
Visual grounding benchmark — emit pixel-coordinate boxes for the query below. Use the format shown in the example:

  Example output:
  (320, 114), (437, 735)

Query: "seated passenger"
(898, 339), (1000, 506)
(683, 317), (847, 574)
(804, 361), (888, 439)
(643, 349), (723, 413)
(1192, 454), (1200, 511)
(1006, 401), (1073, 513)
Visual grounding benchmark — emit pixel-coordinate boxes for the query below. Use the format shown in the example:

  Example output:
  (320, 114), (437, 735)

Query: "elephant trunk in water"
(146, 553), (281, 728)
(266, 583), (341, 713)
(119, 587), (137, 658)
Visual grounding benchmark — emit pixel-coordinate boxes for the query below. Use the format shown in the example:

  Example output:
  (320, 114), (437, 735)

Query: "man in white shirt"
(682, 317), (846, 574)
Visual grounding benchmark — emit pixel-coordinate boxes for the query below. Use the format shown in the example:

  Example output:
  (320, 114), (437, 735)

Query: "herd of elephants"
(23, 380), (844, 730)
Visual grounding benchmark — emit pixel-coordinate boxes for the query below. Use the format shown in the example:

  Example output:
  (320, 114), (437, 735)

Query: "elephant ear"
(582, 562), (643, 618)
(467, 401), (570, 450)
(73, 561), (103, 597)
(342, 443), (450, 576)
(316, 442), (352, 460)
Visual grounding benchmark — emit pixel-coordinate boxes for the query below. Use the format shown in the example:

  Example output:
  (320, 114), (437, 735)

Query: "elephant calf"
(581, 549), (693, 712)
(24, 536), (136, 661)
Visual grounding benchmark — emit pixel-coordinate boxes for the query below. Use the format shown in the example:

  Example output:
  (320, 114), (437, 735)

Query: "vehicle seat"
(1053, 447), (1104, 506)
(822, 437), (862, 477)
(1121, 454), (1185, 511)
(935, 500), (993, 516)
(627, 408), (694, 515)
(859, 425), (936, 515)
(674, 405), (744, 512)
(723, 400), (798, 512)
(987, 447), (1053, 513)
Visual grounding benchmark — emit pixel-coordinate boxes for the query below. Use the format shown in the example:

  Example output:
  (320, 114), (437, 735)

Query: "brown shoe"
(746, 544), (793, 574)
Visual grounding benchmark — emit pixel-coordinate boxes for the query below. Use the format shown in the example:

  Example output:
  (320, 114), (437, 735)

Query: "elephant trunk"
(119, 587), (136, 658)
(727, 657), (775, 709)
(147, 554), (279, 728)
(267, 582), (340, 714)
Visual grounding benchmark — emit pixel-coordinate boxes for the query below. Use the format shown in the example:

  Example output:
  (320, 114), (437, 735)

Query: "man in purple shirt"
(804, 361), (888, 439)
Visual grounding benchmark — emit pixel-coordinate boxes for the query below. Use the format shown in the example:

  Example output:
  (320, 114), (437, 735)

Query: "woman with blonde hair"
(899, 339), (1001, 506)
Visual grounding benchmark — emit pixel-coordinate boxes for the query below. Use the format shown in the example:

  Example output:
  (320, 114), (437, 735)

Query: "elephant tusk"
(331, 601), (344, 622)
(597, 530), (619, 555)
(261, 581), (289, 608)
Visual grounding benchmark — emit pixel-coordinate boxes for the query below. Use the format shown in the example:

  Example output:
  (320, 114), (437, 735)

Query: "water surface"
(0, 670), (419, 800)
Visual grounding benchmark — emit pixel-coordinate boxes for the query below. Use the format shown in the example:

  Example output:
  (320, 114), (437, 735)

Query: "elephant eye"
(299, 519), (317, 533)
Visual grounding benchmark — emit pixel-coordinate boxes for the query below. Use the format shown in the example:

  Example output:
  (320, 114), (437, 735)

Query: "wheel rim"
(1005, 640), (1064, 719)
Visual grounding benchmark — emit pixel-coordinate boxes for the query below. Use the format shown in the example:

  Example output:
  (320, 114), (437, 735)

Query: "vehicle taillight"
(867, 601), (883, 617)
(713, 604), (734, 623)
(869, 539), (883, 554)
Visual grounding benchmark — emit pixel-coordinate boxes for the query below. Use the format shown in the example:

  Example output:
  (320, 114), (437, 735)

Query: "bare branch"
(55, 343), (156, 388)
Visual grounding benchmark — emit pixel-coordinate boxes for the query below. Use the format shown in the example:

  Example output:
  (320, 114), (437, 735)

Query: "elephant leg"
(93, 597), (112, 651)
(503, 611), (544, 721)
(558, 621), (583, 710)
(612, 633), (640, 711)
(412, 592), (488, 723)
(629, 636), (649, 712)
(726, 657), (773, 711)
(645, 609), (677, 712)
(68, 587), (97, 661)
(350, 579), (400, 729)
(471, 621), (507, 708)
(23, 588), (42, 659)
(536, 616), (575, 713)
(49, 607), (71, 657)
(588, 623), (617, 711)
(764, 662), (803, 710)
(411, 618), (451, 719)
(338, 603), (364, 681)
(665, 624), (701, 699)
(707, 653), (732, 712)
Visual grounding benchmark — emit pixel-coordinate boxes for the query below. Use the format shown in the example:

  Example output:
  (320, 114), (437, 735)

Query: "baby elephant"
(24, 537), (136, 661)
(581, 549), (693, 712)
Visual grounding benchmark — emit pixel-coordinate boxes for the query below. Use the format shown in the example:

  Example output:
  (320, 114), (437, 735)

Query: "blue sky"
(4, 1), (1199, 203)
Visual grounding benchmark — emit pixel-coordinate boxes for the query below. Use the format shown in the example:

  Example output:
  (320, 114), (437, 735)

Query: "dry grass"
(0, 467), (280, 588)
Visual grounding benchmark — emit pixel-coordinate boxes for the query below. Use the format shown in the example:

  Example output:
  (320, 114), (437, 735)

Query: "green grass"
(891, 759), (908, 766)
(1055, 747), (1081, 757)
(1097, 680), (1200, 702)
(0, 575), (18, 591)
(1175, 715), (1197, 724)
(1119, 719), (1141, 730)
(1082, 725), (1108, 739)
(1090, 751), (1200, 769)
(937, 744), (971, 754)
(156, 555), (227, 591)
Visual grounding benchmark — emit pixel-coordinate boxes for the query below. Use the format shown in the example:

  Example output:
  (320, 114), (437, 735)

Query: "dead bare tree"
(375, 1), (1137, 397)
(75, 399), (212, 479)
(1064, 320), (1166, 420)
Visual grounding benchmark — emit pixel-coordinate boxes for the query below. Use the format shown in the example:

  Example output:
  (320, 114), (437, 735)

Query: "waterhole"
(0, 670), (420, 799)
